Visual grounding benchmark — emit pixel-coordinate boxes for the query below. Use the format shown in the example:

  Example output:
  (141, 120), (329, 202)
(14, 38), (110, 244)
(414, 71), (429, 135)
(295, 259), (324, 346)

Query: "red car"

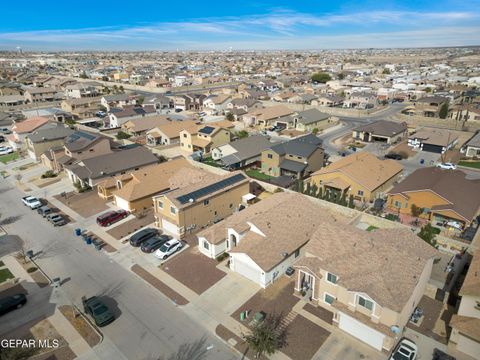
(96, 210), (128, 227)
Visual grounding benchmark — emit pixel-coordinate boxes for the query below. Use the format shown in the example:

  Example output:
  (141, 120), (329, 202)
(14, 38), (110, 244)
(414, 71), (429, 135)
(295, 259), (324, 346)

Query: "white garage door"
(233, 258), (262, 285)
(114, 196), (130, 212)
(338, 312), (385, 351)
(457, 334), (480, 359)
(162, 219), (180, 236)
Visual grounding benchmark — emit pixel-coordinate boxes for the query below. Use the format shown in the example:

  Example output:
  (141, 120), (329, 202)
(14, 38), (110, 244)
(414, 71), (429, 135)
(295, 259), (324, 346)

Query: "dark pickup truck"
(82, 296), (115, 327)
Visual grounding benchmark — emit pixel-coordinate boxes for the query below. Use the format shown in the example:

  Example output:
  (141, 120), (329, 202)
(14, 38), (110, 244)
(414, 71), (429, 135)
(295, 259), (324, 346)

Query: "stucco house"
(352, 120), (408, 144)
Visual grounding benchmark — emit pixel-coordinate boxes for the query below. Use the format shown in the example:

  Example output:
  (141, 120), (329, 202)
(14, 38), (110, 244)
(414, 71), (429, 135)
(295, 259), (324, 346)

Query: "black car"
(82, 296), (115, 327)
(129, 228), (159, 247)
(0, 294), (27, 316)
(141, 235), (170, 253)
(0, 135), (5, 143)
(385, 153), (402, 160)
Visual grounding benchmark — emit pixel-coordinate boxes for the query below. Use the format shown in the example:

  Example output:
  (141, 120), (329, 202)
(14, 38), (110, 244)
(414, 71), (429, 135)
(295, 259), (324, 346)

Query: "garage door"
(422, 143), (443, 153)
(233, 257), (262, 285)
(338, 312), (385, 350)
(457, 334), (480, 359)
(114, 196), (130, 212)
(162, 219), (180, 236)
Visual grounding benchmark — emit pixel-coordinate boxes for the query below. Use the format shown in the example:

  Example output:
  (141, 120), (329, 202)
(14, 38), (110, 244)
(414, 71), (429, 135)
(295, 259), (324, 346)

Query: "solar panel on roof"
(176, 173), (246, 204)
(199, 126), (215, 135)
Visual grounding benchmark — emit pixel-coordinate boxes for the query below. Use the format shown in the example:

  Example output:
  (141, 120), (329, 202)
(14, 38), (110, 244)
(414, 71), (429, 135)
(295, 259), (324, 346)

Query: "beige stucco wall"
(458, 295), (480, 319)
(261, 149), (282, 177)
(27, 138), (66, 161)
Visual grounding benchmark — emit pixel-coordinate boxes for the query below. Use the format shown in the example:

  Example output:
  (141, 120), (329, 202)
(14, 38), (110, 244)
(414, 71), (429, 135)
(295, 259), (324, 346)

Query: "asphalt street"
(0, 183), (238, 360)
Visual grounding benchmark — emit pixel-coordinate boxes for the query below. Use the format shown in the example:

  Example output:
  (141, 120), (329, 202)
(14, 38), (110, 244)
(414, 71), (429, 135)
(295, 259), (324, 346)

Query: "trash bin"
(75, 228), (82, 236)
(85, 236), (92, 245)
(420, 159), (425, 165)
(52, 277), (60, 288)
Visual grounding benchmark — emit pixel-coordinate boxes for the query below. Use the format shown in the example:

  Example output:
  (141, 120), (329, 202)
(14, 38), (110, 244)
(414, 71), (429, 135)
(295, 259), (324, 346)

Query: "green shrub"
(41, 170), (57, 179)
(116, 131), (132, 140)
(27, 267), (38, 273)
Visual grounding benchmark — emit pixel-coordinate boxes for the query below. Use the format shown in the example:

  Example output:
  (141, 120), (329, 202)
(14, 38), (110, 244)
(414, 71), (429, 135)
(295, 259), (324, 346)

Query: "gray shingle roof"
(295, 109), (330, 125)
(270, 134), (322, 157)
(27, 126), (75, 143)
(354, 120), (407, 137)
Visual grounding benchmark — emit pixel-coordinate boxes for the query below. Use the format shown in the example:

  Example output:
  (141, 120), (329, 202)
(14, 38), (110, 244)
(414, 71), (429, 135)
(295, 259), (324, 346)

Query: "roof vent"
(189, 198), (194, 203)
(281, 252), (288, 258)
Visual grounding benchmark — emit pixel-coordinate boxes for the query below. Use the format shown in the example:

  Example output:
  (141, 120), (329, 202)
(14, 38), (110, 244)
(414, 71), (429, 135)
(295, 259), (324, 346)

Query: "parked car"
(154, 238), (183, 259)
(385, 153), (403, 160)
(129, 228), (159, 247)
(0, 135), (5, 143)
(141, 235), (171, 253)
(0, 294), (27, 316)
(22, 196), (42, 209)
(37, 206), (53, 217)
(436, 162), (456, 170)
(389, 338), (417, 360)
(82, 296), (115, 327)
(0, 128), (12, 135)
(0, 146), (14, 155)
(446, 220), (463, 230)
(96, 210), (128, 227)
(47, 214), (66, 226)
(95, 111), (106, 118)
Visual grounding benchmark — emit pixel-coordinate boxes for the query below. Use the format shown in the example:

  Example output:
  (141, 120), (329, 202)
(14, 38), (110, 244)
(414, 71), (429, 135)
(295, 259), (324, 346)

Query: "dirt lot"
(106, 209), (155, 240)
(59, 305), (101, 347)
(281, 315), (331, 360)
(53, 190), (109, 218)
(390, 141), (416, 158)
(232, 277), (299, 325)
(161, 246), (226, 295)
(304, 303), (334, 324)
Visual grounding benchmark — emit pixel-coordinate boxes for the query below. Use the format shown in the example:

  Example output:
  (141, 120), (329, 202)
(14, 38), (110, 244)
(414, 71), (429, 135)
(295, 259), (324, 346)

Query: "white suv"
(154, 239), (183, 260)
(436, 162), (456, 170)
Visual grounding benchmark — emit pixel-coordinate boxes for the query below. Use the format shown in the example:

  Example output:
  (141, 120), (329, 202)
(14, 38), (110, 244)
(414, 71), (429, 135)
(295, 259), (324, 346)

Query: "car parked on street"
(0, 146), (14, 155)
(22, 196), (42, 210)
(0, 294), (27, 316)
(96, 210), (128, 227)
(82, 296), (115, 327)
(436, 162), (456, 170)
(141, 235), (171, 253)
(37, 206), (53, 217)
(154, 238), (183, 259)
(47, 214), (67, 226)
(129, 228), (159, 247)
(0, 128), (12, 135)
(385, 153), (403, 160)
(389, 338), (417, 360)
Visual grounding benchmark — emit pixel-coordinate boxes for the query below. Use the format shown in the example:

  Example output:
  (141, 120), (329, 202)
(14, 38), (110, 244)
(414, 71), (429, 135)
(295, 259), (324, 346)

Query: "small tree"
(305, 182), (311, 195)
(116, 131), (132, 140)
(411, 204), (423, 218)
(425, 87), (432, 93)
(311, 72), (331, 84)
(310, 184), (318, 197)
(418, 223), (437, 247)
(348, 194), (355, 208)
(225, 112), (235, 121)
(235, 130), (249, 139)
(243, 313), (287, 358)
(79, 71), (88, 79)
(439, 103), (449, 119)
(317, 187), (323, 199)
(337, 72), (345, 80)
(312, 128), (319, 135)
(382, 68), (391, 75)
(137, 96), (145, 105)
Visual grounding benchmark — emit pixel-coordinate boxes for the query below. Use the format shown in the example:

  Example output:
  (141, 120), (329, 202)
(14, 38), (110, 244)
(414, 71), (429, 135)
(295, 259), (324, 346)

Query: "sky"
(0, 0), (479, 51)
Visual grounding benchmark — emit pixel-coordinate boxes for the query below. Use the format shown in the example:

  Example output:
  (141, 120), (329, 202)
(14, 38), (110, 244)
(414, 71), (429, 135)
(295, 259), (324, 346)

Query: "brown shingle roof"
(12, 117), (50, 134)
(450, 315), (480, 342)
(459, 250), (480, 297)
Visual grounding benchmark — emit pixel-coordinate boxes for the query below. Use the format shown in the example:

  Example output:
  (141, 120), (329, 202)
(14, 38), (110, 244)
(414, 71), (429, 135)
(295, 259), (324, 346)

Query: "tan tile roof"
(249, 104), (294, 121)
(312, 152), (403, 191)
(460, 250), (480, 297)
(113, 158), (192, 202)
(450, 315), (480, 342)
(409, 128), (458, 147)
(148, 120), (199, 139)
(298, 226), (438, 312)
(12, 117), (50, 134)
(122, 115), (170, 133)
(191, 137), (211, 148)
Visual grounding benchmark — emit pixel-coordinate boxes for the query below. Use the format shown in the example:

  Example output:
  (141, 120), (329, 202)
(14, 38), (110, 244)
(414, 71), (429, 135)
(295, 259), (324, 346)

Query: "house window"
(327, 273), (337, 284)
(183, 133), (187, 138)
(405, 201), (408, 208)
(229, 203), (233, 208)
(394, 200), (402, 208)
(357, 190), (364, 196)
(170, 206), (176, 215)
(324, 293), (335, 305)
(158, 201), (163, 209)
(294, 249), (300, 258)
(267, 154), (273, 159)
(203, 241), (209, 250)
(358, 296), (374, 311)
(203, 199), (209, 206)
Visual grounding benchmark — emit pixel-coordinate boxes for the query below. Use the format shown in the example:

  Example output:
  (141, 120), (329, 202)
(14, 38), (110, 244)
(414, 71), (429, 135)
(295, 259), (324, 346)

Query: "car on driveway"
(0, 146), (14, 155)
(385, 153), (403, 160)
(141, 235), (171, 253)
(82, 296), (115, 327)
(0, 294), (27, 316)
(389, 338), (417, 360)
(154, 238), (183, 259)
(47, 214), (66, 226)
(436, 162), (456, 170)
(37, 206), (53, 217)
(129, 228), (159, 247)
(96, 210), (128, 227)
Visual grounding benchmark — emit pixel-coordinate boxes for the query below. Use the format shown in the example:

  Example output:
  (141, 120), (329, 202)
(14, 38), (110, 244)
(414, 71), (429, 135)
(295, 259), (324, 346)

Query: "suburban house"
(343, 92), (377, 109)
(226, 98), (262, 113)
(8, 116), (55, 150)
(64, 146), (159, 187)
(243, 104), (295, 128)
(153, 171), (250, 237)
(61, 97), (102, 119)
(352, 120), (408, 144)
(25, 125), (74, 161)
(408, 128), (458, 153)
(179, 124), (232, 154)
(24, 87), (57, 103)
(387, 167), (480, 228)
(203, 94), (232, 113)
(0, 95), (25, 107)
(309, 152), (403, 203)
(413, 96), (449, 117)
(101, 94), (136, 111)
(143, 95), (174, 109)
(173, 94), (206, 111)
(107, 105), (156, 128)
(294, 109), (334, 132)
(65, 83), (98, 99)
(461, 131), (480, 158)
(121, 115), (170, 136)
(0, 82), (23, 96)
(146, 119), (199, 146)
(313, 95), (344, 107)
(260, 134), (324, 178)
(97, 157), (192, 211)
(294, 225), (438, 352)
(449, 250), (480, 359)
(449, 104), (480, 122)
(197, 192), (346, 286)
(212, 135), (272, 169)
